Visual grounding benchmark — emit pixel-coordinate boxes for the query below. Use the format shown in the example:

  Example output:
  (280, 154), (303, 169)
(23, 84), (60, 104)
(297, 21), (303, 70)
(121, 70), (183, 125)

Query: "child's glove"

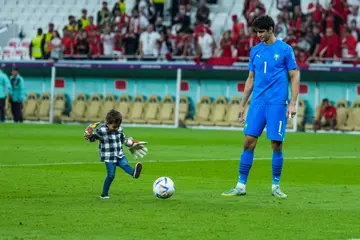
(84, 122), (100, 140)
(125, 137), (148, 159)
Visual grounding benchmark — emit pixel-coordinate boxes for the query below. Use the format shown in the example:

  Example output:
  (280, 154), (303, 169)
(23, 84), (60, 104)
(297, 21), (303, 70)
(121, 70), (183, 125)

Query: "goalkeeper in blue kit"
(84, 109), (148, 199)
(222, 15), (299, 198)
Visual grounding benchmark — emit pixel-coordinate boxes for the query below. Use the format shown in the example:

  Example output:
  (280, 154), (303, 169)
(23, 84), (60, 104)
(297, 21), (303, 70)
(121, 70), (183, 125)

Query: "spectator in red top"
(231, 14), (245, 40)
(245, 0), (266, 24)
(61, 29), (74, 57)
(89, 29), (102, 58)
(247, 27), (260, 49)
(318, 27), (341, 60)
(307, 2), (324, 23)
(84, 16), (99, 33)
(341, 27), (357, 59)
(314, 98), (337, 131)
(235, 28), (250, 61)
(218, 31), (234, 58)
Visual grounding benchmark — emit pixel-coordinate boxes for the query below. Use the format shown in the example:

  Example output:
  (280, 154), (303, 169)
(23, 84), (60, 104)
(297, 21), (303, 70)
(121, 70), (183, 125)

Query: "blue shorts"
(244, 104), (287, 141)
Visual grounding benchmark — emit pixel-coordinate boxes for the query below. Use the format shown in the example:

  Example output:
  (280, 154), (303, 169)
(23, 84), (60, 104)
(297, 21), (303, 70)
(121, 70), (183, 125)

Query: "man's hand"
(287, 101), (297, 118)
(238, 105), (245, 123)
(84, 122), (100, 140)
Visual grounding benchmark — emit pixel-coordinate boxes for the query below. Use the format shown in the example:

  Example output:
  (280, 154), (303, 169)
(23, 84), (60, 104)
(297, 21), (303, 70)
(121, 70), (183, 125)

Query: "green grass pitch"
(0, 123), (359, 240)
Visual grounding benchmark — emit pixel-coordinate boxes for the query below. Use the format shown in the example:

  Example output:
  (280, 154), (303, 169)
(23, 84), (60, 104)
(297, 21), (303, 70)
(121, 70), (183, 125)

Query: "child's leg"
(117, 156), (142, 178)
(117, 156), (134, 176)
(102, 162), (116, 196)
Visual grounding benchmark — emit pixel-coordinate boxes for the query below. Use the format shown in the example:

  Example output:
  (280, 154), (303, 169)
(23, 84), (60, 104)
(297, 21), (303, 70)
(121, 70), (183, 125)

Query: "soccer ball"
(153, 177), (175, 199)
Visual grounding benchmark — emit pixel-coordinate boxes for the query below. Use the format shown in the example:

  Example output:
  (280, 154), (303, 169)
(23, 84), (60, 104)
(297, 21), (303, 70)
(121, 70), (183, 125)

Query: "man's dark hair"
(106, 109), (122, 125)
(322, 98), (329, 104)
(252, 15), (275, 32)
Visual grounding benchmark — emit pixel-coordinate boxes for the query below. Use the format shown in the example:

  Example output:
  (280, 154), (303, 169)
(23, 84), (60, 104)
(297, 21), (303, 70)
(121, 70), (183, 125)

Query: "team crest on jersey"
(274, 54), (280, 60)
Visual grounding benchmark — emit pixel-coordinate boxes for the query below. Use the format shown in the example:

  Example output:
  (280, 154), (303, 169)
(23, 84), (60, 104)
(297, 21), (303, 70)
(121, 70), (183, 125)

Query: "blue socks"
(238, 150), (254, 184)
(237, 150), (284, 185)
(272, 151), (284, 185)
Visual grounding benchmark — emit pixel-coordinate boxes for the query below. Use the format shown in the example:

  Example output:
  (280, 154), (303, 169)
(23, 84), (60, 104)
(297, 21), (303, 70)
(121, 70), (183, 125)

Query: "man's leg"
(11, 101), (17, 122)
(101, 162), (116, 198)
(0, 98), (5, 122)
(222, 104), (266, 196)
(117, 156), (143, 179)
(266, 104), (287, 198)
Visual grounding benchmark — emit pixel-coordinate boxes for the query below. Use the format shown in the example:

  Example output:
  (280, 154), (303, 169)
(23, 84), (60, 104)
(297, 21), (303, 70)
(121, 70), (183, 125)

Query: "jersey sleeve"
(119, 126), (126, 144)
(285, 45), (298, 71)
(248, 49), (255, 72)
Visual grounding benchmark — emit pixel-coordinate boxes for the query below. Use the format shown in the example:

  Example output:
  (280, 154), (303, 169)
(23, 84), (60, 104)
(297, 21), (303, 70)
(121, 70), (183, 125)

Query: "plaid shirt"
(88, 124), (126, 162)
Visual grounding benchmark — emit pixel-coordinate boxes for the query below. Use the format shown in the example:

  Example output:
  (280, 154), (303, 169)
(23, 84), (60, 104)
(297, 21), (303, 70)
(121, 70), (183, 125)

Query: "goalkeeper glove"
(84, 122), (101, 140)
(125, 137), (148, 159)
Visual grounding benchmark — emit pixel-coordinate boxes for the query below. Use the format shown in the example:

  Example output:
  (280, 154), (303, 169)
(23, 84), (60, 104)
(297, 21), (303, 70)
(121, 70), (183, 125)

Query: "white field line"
(0, 156), (359, 167)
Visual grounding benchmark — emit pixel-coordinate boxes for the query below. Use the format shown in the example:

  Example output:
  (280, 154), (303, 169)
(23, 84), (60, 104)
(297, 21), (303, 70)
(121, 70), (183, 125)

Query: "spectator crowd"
(28, 0), (360, 65)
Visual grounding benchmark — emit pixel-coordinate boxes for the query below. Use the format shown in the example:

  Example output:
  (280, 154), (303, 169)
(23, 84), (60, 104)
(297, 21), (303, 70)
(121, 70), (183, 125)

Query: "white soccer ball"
(153, 176), (175, 199)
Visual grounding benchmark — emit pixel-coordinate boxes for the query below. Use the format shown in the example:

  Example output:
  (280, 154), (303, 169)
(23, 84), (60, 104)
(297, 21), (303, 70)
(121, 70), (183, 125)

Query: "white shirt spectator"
(101, 33), (115, 56)
(355, 42), (360, 57)
(140, 31), (160, 56)
(130, 15), (149, 33)
(198, 33), (213, 59)
(50, 38), (62, 60)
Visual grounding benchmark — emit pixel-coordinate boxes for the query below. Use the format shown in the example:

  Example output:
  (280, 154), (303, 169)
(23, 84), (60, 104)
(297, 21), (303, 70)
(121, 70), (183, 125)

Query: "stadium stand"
(157, 95), (175, 125)
(23, 92), (39, 121)
(38, 92), (51, 121)
(185, 95), (212, 126)
(53, 92), (68, 122)
(62, 93), (87, 122)
(116, 93), (132, 123)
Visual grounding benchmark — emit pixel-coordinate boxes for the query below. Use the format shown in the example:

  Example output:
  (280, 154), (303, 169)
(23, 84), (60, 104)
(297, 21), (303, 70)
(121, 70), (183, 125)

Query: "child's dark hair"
(106, 109), (122, 125)
(252, 15), (275, 32)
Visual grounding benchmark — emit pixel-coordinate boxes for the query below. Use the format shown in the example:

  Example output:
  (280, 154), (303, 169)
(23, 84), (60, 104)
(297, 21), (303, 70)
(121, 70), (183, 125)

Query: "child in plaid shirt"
(84, 109), (148, 199)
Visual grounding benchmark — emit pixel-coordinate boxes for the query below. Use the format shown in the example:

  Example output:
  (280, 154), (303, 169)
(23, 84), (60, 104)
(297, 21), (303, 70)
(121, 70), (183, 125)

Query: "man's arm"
(288, 69), (300, 117)
(4, 75), (12, 95)
(240, 71), (254, 107)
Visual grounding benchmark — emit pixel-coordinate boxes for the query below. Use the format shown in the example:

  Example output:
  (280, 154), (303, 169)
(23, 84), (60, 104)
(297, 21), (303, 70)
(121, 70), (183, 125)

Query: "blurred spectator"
(159, 28), (173, 58)
(43, 23), (55, 59)
(231, 15), (245, 41)
(314, 98), (337, 131)
(349, 19), (360, 40)
(139, 24), (161, 58)
(196, 0), (210, 24)
(85, 16), (99, 33)
(78, 9), (89, 30)
(297, 30), (312, 53)
(307, 2), (324, 23)
(123, 25), (140, 57)
(247, 27), (261, 49)
(173, 5), (191, 33)
(275, 14), (288, 40)
(62, 29), (75, 57)
(97, 1), (111, 29)
(75, 30), (90, 56)
(277, 0), (292, 12)
(294, 47), (308, 66)
(154, 16), (165, 33)
(89, 29), (102, 58)
(283, 28), (298, 48)
(322, 4), (345, 36)
(9, 68), (25, 123)
(101, 26), (115, 56)
(341, 27), (357, 59)
(307, 26), (322, 62)
(291, 6), (306, 37)
(49, 31), (64, 62)
(196, 26), (214, 60)
(319, 27), (341, 61)
(245, 0), (266, 24)
(29, 28), (45, 60)
(66, 16), (79, 32)
(130, 9), (149, 33)
(348, 5), (360, 27)
(139, 0), (156, 24)
(112, 2), (121, 15)
(234, 28), (250, 60)
(113, 9), (130, 34)
(153, 0), (165, 18)
(119, 0), (126, 14)
(218, 31), (235, 58)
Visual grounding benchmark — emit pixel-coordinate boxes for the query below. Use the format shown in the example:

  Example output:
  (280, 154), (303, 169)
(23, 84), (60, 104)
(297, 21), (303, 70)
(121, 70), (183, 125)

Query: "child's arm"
(119, 127), (148, 159)
(84, 122), (101, 142)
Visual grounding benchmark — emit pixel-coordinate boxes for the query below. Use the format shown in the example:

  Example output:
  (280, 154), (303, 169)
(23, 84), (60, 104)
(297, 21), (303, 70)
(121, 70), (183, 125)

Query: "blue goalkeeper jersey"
(248, 40), (297, 105)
